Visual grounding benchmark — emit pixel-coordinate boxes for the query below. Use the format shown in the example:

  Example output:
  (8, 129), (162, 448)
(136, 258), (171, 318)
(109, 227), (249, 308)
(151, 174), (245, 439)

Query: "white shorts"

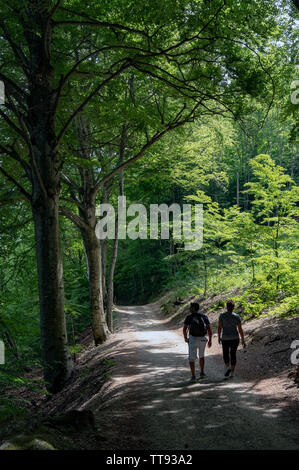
(188, 335), (207, 361)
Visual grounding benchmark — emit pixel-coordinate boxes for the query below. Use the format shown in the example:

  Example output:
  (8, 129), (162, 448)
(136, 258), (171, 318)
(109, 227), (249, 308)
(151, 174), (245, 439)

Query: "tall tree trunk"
(107, 235), (119, 333)
(101, 238), (108, 308)
(80, 225), (110, 345)
(203, 256), (208, 297)
(60, 199), (110, 345)
(33, 194), (73, 392)
(70, 114), (110, 345)
(236, 170), (240, 207)
(251, 258), (256, 283)
(100, 183), (110, 308)
(274, 218), (280, 290)
(106, 187), (122, 332)
(23, 7), (73, 393)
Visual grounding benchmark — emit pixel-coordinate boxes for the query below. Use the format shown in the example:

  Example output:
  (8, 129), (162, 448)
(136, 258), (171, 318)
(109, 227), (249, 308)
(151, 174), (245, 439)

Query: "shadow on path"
(95, 304), (299, 450)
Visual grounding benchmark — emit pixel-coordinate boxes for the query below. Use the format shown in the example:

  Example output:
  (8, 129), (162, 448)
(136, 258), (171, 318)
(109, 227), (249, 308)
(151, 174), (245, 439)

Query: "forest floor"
(2, 296), (299, 450)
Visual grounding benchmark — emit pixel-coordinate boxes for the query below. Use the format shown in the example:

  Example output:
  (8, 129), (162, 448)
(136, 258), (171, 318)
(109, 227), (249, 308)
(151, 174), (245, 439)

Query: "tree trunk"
(203, 257), (208, 297)
(100, 183), (110, 307)
(32, 192), (73, 393)
(23, 9), (73, 393)
(138, 239), (145, 298)
(81, 227), (110, 345)
(274, 219), (280, 290)
(236, 170), (240, 207)
(106, 188), (121, 332)
(251, 259), (256, 283)
(101, 238), (108, 308)
(107, 236), (118, 333)
(60, 112), (111, 345)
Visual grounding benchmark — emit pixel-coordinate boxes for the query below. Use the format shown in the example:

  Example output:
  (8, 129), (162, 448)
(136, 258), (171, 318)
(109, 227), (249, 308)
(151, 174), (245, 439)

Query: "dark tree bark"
(101, 238), (108, 309)
(71, 116), (110, 344)
(80, 224), (110, 345)
(23, 4), (73, 392)
(100, 184), (110, 309)
(33, 193), (73, 391)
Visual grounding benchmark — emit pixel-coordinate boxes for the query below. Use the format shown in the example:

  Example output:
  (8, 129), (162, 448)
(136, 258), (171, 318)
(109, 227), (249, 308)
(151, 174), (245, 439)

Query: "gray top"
(219, 311), (241, 340)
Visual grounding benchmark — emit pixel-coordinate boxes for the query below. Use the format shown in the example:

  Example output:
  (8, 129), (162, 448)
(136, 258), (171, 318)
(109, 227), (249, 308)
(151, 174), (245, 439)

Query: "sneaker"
(229, 371), (234, 378)
(198, 372), (206, 379)
(224, 367), (231, 377)
(189, 376), (197, 383)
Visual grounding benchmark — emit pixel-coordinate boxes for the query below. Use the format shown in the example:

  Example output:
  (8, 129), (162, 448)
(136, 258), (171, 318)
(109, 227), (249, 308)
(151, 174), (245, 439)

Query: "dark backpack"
(189, 313), (207, 337)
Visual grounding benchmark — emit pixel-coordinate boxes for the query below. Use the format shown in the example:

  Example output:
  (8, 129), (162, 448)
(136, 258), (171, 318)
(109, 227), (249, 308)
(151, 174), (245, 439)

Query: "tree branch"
(49, 0), (64, 18)
(0, 108), (26, 140)
(61, 173), (81, 192)
(53, 7), (148, 37)
(0, 72), (28, 101)
(59, 205), (90, 231)
(53, 46), (118, 110)
(60, 196), (85, 210)
(0, 165), (31, 201)
(0, 195), (28, 208)
(0, 143), (32, 181)
(90, 101), (201, 200)
(0, 20), (29, 76)
(56, 61), (131, 145)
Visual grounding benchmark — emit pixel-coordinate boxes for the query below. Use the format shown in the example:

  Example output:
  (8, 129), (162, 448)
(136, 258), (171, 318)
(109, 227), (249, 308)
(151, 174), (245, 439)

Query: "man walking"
(183, 302), (212, 382)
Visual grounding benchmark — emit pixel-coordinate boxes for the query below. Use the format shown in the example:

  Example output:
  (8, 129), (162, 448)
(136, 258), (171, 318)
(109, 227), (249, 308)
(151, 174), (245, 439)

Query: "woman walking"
(218, 300), (246, 378)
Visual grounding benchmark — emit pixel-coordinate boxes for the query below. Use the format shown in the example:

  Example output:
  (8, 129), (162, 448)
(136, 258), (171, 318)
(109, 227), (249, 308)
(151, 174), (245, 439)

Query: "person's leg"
(199, 337), (207, 375)
(199, 357), (205, 374)
(222, 340), (230, 367)
(188, 336), (197, 379)
(189, 361), (196, 377)
(230, 339), (239, 376)
(222, 340), (231, 376)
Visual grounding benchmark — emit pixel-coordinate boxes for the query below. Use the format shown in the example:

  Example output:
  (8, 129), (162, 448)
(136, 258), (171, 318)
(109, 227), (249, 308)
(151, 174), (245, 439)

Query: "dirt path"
(96, 302), (299, 450)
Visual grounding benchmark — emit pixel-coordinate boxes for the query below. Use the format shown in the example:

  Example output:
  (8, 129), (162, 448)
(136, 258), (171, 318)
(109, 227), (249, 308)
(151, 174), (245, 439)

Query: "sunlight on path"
(99, 304), (299, 450)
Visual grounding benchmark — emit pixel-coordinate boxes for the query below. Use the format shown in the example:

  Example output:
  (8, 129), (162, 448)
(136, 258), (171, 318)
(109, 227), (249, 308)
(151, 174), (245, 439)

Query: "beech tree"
(59, 73), (208, 343)
(244, 154), (299, 289)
